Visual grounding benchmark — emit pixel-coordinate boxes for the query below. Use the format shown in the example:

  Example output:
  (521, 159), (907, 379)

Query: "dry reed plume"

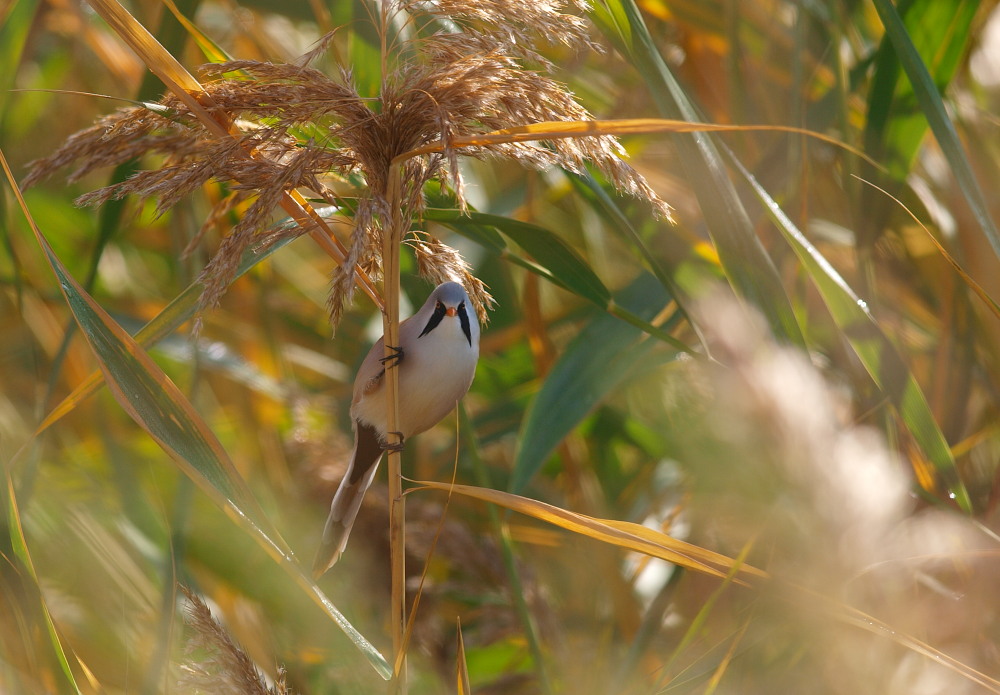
(178, 587), (292, 695)
(24, 0), (671, 328)
(661, 293), (995, 693)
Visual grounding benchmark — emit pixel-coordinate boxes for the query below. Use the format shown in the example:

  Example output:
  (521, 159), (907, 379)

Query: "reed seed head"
(25, 0), (671, 328)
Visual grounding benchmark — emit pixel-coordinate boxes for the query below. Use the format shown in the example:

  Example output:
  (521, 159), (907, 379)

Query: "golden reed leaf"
(410, 479), (764, 582)
(397, 117), (879, 169)
(456, 618), (471, 695)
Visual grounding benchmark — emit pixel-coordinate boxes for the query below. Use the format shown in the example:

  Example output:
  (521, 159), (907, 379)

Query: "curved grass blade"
(419, 480), (998, 692)
(729, 154), (972, 511)
(35, 233), (301, 435)
(401, 118), (874, 165)
(3, 472), (83, 695)
(871, 0), (1000, 261)
(859, 177), (1000, 322)
(412, 480), (765, 582)
(589, 0), (805, 347)
(2, 152), (391, 678)
(511, 273), (678, 493)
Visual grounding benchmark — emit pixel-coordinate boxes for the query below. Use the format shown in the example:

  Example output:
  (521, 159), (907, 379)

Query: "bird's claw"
(379, 345), (404, 368)
(382, 431), (405, 453)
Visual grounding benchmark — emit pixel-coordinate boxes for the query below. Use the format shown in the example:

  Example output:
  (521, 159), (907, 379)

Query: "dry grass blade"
(456, 618), (471, 695)
(424, 443), (1000, 694)
(410, 479), (765, 581)
(856, 175), (1000, 321)
(397, 117), (879, 169)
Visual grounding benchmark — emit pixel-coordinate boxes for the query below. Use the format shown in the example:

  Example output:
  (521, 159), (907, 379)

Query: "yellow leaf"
(410, 480), (766, 582)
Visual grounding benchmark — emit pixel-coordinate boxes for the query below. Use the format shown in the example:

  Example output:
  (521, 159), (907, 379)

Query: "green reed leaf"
(733, 156), (972, 512)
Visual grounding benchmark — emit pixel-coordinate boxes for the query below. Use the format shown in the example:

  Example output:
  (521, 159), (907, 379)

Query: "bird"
(312, 281), (480, 577)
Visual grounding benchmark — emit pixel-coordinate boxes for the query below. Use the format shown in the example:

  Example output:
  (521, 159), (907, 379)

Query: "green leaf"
(865, 0), (977, 177)
(590, 0), (805, 348)
(568, 172), (676, 295)
(568, 171), (707, 352)
(510, 273), (678, 493)
(732, 156), (972, 512)
(28, 222), (392, 679)
(430, 208), (692, 350)
(425, 208), (507, 252)
(434, 209), (612, 306)
(37, 234), (300, 434)
(350, 0), (383, 100)
(870, 0), (1000, 261)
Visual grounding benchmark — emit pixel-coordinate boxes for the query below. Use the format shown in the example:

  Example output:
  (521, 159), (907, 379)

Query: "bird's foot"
(379, 345), (404, 368)
(382, 431), (405, 453)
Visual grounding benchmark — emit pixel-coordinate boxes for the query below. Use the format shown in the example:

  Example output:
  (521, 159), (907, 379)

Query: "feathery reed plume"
(178, 586), (291, 695)
(659, 293), (997, 692)
(24, 0), (670, 329)
(678, 293), (912, 586)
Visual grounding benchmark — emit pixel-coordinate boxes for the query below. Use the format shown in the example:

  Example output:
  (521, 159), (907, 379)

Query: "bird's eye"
(436, 301), (444, 310)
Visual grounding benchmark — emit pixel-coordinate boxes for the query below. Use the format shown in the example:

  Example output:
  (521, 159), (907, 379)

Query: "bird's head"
(418, 281), (478, 347)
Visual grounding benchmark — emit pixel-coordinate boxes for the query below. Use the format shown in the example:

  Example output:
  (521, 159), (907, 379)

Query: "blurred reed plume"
(24, 0), (670, 328)
(677, 294), (912, 585)
(659, 293), (995, 694)
(179, 587), (291, 695)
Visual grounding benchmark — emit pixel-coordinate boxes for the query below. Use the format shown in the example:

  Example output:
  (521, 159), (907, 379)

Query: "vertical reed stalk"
(383, 162), (407, 694)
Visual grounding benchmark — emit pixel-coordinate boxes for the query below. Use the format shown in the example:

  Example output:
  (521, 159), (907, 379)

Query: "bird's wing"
(351, 315), (416, 407)
(352, 336), (386, 407)
(358, 367), (385, 399)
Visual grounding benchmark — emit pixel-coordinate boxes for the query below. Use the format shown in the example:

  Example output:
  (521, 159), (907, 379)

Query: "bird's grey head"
(418, 282), (477, 346)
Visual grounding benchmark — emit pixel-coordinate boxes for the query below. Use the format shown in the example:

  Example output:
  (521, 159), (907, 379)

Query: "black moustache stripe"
(458, 303), (472, 347)
(419, 303), (446, 338)
(418, 302), (473, 347)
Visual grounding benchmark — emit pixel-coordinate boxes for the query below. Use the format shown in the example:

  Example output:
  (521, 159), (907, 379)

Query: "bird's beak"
(446, 307), (457, 317)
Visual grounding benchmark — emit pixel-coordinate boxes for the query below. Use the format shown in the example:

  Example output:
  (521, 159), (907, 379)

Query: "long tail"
(312, 420), (384, 578)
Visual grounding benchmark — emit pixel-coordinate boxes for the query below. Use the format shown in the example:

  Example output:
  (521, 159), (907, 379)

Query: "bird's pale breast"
(352, 313), (477, 439)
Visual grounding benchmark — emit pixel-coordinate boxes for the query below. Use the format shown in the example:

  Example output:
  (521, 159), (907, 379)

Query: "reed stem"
(383, 162), (407, 694)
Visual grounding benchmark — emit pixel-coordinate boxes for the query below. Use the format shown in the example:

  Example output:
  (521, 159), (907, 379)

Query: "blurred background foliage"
(3, 0), (1000, 693)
